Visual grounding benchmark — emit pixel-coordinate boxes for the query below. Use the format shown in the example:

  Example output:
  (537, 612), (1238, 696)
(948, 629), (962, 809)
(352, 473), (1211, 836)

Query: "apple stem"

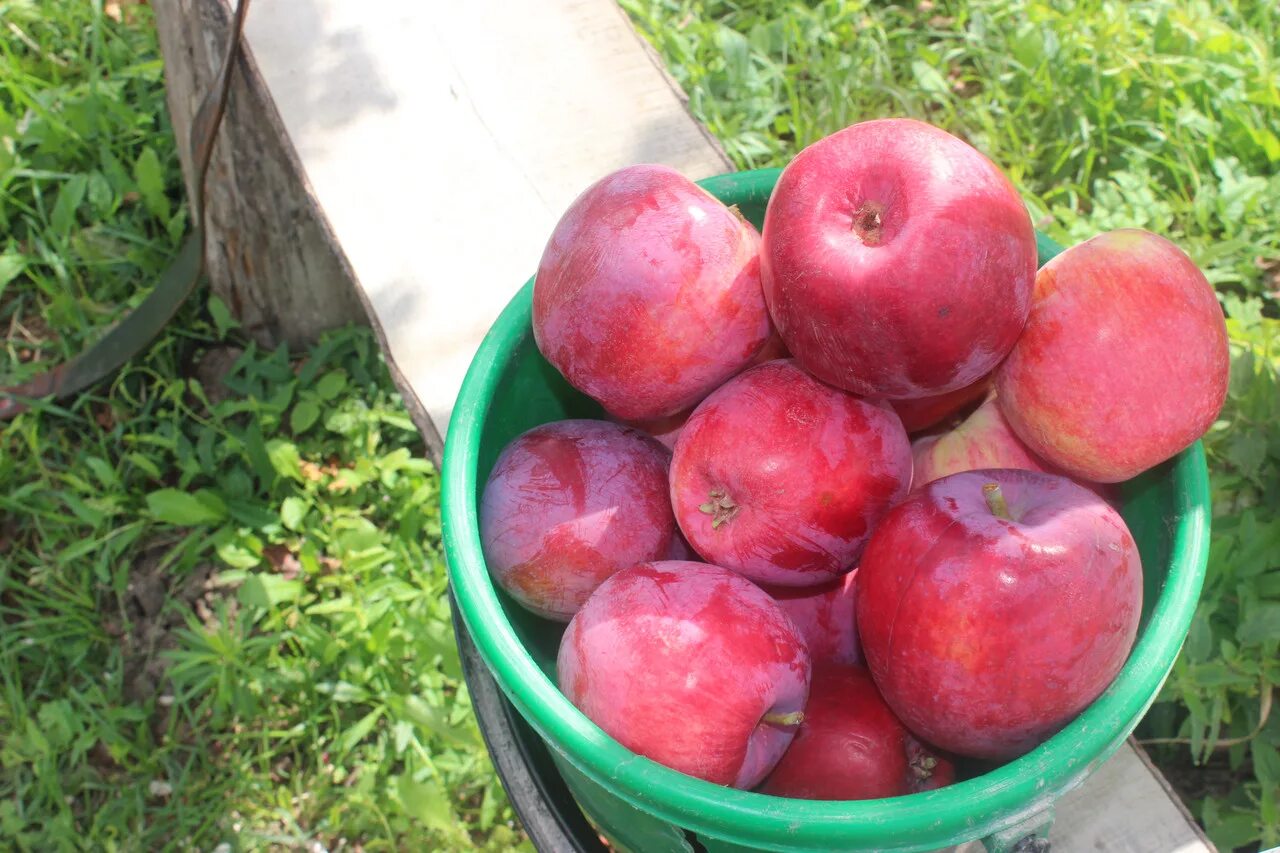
(983, 482), (1011, 520)
(762, 710), (804, 727)
(910, 754), (938, 780)
(698, 489), (740, 529)
(852, 201), (885, 246)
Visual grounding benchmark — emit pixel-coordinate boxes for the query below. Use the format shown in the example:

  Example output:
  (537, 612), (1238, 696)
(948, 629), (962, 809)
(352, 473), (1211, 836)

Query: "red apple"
(670, 360), (912, 587)
(857, 469), (1142, 760)
(622, 335), (791, 449)
(761, 118), (1036, 399)
(534, 164), (773, 421)
(622, 407), (692, 452)
(891, 374), (993, 434)
(763, 570), (861, 666)
(558, 561), (811, 788)
(996, 229), (1229, 483)
(479, 420), (674, 621)
(760, 663), (954, 800)
(911, 394), (1051, 488)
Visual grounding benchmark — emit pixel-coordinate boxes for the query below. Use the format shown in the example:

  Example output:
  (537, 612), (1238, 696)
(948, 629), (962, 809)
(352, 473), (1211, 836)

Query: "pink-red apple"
(857, 469), (1142, 760)
(558, 561), (811, 788)
(479, 420), (674, 621)
(761, 118), (1037, 399)
(621, 335), (791, 449)
(891, 374), (993, 434)
(670, 360), (912, 587)
(533, 164), (773, 421)
(760, 663), (954, 799)
(996, 229), (1229, 483)
(911, 394), (1051, 488)
(763, 570), (861, 666)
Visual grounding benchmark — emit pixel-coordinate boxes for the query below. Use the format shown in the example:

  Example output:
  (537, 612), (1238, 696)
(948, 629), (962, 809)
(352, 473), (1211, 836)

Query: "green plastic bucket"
(441, 168), (1211, 852)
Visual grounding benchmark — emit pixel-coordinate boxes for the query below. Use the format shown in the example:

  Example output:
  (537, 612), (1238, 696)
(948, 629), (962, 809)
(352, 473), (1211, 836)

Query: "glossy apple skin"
(761, 119), (1036, 399)
(857, 469), (1142, 760)
(760, 664), (954, 800)
(557, 561), (811, 788)
(763, 570), (861, 666)
(623, 338), (792, 449)
(997, 229), (1229, 483)
(670, 360), (912, 586)
(479, 420), (674, 621)
(623, 408), (692, 452)
(891, 374), (992, 434)
(534, 164), (773, 421)
(913, 395), (1121, 506)
(911, 394), (1051, 488)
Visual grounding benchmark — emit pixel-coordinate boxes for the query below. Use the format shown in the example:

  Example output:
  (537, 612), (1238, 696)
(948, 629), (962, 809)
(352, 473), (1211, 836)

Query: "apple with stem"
(857, 469), (1142, 760)
(760, 663), (954, 800)
(761, 119), (1036, 399)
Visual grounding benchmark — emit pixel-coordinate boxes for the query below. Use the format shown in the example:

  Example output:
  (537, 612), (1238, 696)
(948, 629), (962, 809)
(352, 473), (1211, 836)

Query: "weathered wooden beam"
(153, 0), (364, 349)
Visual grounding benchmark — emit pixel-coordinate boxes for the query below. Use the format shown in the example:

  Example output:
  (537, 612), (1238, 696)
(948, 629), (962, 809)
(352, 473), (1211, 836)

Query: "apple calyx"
(852, 201), (886, 246)
(982, 482), (1012, 521)
(699, 489), (741, 529)
(761, 710), (804, 727)
(910, 753), (938, 780)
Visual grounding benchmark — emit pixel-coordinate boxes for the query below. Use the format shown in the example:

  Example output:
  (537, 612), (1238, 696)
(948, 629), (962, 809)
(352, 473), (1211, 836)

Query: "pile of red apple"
(479, 119), (1229, 799)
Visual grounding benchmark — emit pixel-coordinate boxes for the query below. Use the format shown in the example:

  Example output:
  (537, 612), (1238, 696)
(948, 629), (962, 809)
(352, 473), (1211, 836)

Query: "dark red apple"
(857, 469), (1142, 760)
(761, 118), (1036, 399)
(997, 229), (1229, 482)
(622, 407), (692, 452)
(558, 561), (811, 788)
(534, 164), (773, 421)
(621, 334), (790, 450)
(763, 570), (861, 666)
(479, 420), (674, 621)
(670, 360), (912, 587)
(760, 663), (954, 800)
(891, 373), (993, 434)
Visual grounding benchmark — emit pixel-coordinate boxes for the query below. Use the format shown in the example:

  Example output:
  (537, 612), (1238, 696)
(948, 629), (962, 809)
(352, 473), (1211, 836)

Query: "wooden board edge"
(1126, 737), (1218, 850)
(607, 0), (734, 176)
(225, 1), (446, 463)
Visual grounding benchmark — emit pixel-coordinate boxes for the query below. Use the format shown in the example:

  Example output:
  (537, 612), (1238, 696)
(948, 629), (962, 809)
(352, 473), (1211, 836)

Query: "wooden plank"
(951, 741), (1212, 853)
(153, 0), (365, 348)
(239, 4), (1211, 850)
(1050, 741), (1211, 853)
(241, 0), (731, 453)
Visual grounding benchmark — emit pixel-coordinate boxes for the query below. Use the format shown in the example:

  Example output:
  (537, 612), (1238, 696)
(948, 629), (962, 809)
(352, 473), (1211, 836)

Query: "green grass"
(0, 3), (523, 849)
(2, 1), (1279, 851)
